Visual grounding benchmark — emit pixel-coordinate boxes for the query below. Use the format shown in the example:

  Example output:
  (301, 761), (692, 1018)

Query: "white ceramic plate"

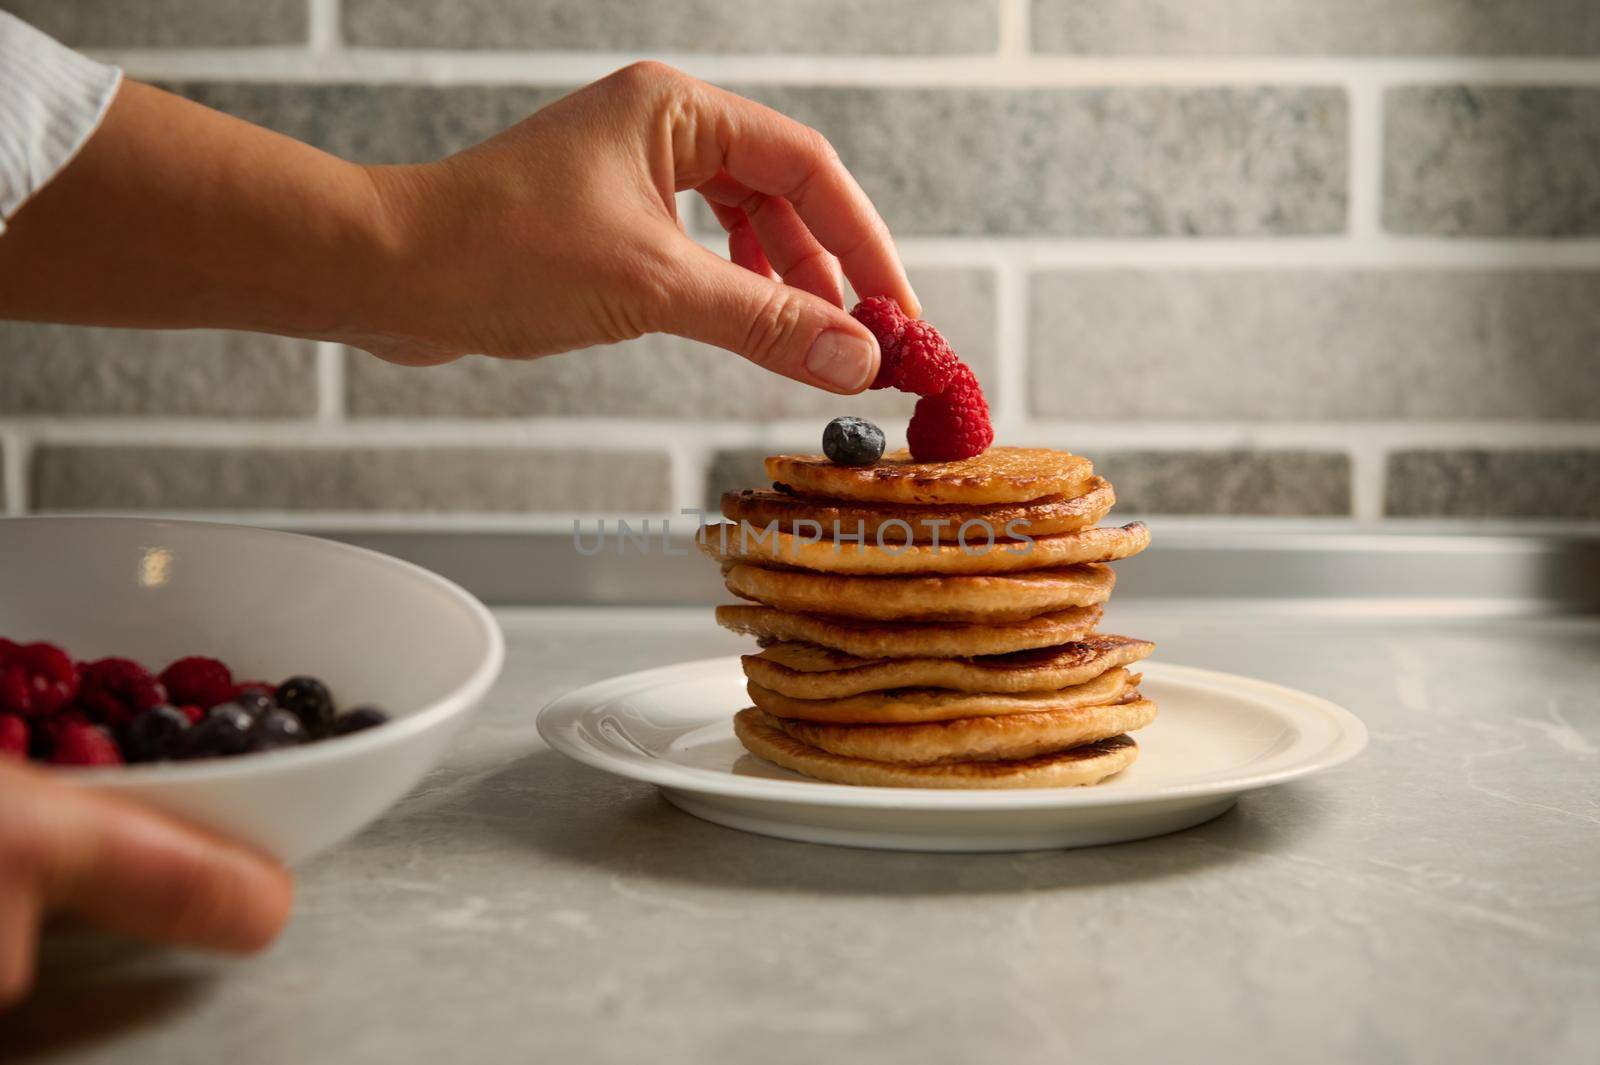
(538, 657), (1367, 851)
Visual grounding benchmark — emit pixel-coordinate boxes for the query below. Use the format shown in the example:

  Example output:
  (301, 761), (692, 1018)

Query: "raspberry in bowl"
(0, 517), (504, 864)
(1, 642), (394, 767)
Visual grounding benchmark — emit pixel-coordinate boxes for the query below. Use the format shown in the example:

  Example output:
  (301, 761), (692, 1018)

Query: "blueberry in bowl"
(5, 649), (395, 766)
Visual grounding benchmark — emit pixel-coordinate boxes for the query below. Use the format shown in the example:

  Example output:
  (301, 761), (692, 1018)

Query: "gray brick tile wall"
(0, 0), (308, 47)
(160, 83), (571, 165)
(1028, 271), (1600, 421)
(169, 82), (1347, 237)
(31, 447), (673, 513)
(1091, 450), (1353, 517)
(346, 268), (994, 419)
(1031, 1), (1600, 56)
(343, 0), (1000, 54)
(1385, 87), (1600, 237)
(2, 6), (1595, 525)
(1385, 450), (1600, 518)
(704, 449), (773, 511)
(0, 324), (316, 417)
(729, 85), (1348, 237)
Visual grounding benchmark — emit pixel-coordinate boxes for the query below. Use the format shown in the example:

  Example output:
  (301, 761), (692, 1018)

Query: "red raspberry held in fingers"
(892, 319), (962, 397)
(850, 295), (908, 390)
(907, 365), (994, 463)
(848, 295), (994, 463)
(78, 657), (167, 727)
(0, 713), (27, 759)
(0, 642), (80, 718)
(160, 656), (235, 709)
(51, 721), (123, 766)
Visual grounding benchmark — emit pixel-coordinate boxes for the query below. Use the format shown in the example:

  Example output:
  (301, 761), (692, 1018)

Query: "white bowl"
(0, 517), (503, 864)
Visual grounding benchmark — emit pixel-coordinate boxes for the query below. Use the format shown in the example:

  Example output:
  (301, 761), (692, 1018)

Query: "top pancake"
(721, 477), (1116, 543)
(765, 447), (1094, 505)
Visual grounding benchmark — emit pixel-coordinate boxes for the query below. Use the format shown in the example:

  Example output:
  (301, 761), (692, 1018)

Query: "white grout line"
(10, 418), (1599, 451)
(13, 420), (733, 448)
(991, 255), (1028, 437)
(896, 237), (1600, 268)
(27, 510), (690, 532)
(27, 508), (1599, 538)
(1, 430), (27, 515)
(691, 230), (1600, 270)
(146, 511), (1517, 537)
(90, 49), (1600, 87)
(1348, 437), (1388, 521)
(314, 341), (346, 424)
(997, 0), (1030, 60)
(1003, 421), (1600, 450)
(665, 437), (705, 513)
(1344, 72), (1385, 239)
(308, 0), (341, 53)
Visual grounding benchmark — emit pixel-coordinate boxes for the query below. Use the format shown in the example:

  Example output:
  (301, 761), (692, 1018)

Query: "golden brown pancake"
(735, 709), (1139, 789)
(765, 448), (1094, 506)
(749, 666), (1137, 724)
(716, 603), (1103, 659)
(720, 476), (1115, 543)
(745, 635), (1156, 699)
(723, 562), (1115, 623)
(699, 521), (1149, 575)
(771, 694), (1157, 765)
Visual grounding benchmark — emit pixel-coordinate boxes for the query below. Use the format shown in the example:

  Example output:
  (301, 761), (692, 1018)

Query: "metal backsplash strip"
(314, 529), (1600, 612)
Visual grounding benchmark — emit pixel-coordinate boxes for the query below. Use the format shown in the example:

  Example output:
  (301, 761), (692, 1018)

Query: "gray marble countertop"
(8, 605), (1599, 1065)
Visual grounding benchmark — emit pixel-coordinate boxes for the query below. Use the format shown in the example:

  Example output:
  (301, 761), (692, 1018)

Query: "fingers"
(699, 173), (846, 307)
(712, 204), (776, 280)
(658, 241), (878, 393)
(673, 78), (919, 316)
(0, 883), (40, 1010)
(747, 194), (844, 305)
(20, 768), (293, 955)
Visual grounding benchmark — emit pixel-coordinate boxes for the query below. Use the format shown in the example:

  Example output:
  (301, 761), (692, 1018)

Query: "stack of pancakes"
(701, 447), (1156, 788)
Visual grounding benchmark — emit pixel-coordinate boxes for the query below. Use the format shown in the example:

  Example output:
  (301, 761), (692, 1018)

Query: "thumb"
(659, 243), (879, 393)
(23, 769), (294, 954)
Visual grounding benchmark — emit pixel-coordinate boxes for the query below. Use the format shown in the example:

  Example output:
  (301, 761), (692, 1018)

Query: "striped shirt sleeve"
(0, 11), (121, 235)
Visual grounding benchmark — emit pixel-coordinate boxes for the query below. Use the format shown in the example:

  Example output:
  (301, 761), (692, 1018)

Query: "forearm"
(0, 59), (913, 388)
(0, 79), (394, 342)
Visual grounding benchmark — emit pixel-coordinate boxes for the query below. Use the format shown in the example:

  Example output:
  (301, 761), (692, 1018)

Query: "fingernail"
(804, 329), (876, 391)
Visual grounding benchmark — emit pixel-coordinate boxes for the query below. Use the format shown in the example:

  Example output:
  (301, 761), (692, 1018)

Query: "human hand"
(1, 62), (915, 393)
(0, 759), (293, 1009)
(357, 62), (920, 392)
